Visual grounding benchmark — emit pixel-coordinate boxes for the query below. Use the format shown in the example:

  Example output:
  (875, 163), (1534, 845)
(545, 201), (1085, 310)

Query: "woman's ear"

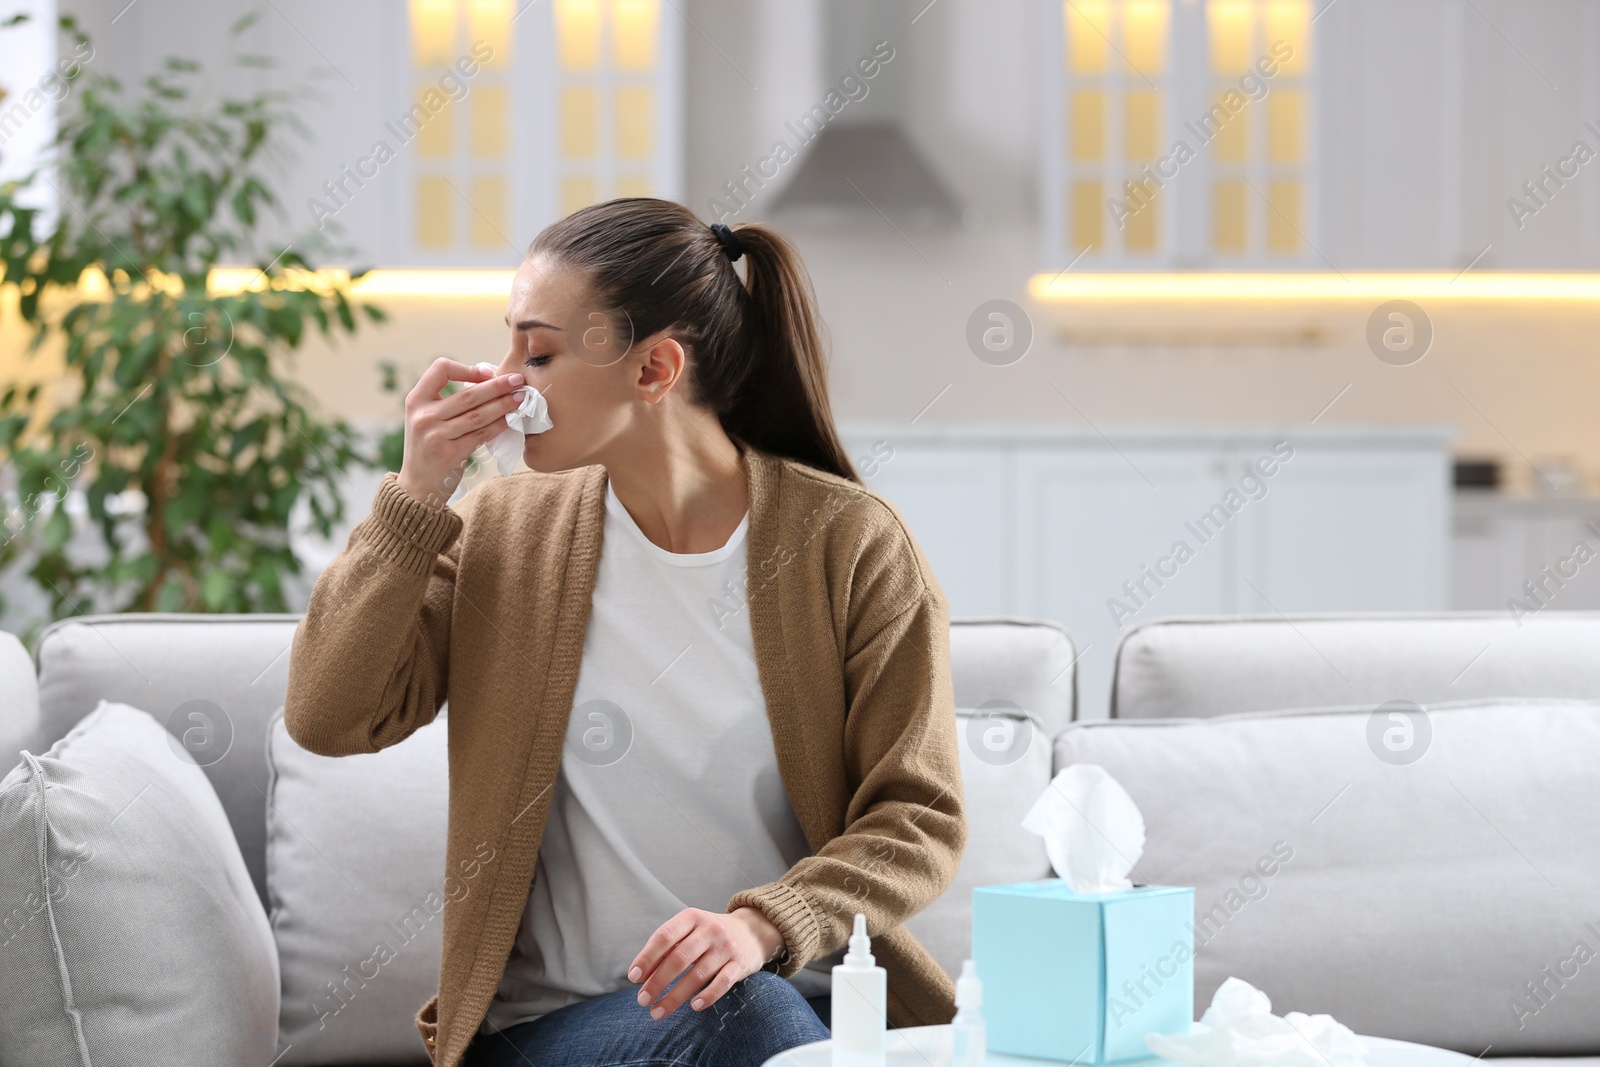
(635, 334), (687, 403)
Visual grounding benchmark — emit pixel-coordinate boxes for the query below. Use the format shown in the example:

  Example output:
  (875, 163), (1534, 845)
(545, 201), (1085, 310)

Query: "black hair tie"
(710, 222), (744, 263)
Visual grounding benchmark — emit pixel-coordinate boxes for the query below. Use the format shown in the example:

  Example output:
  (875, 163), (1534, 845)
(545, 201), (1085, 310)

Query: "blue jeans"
(462, 971), (832, 1067)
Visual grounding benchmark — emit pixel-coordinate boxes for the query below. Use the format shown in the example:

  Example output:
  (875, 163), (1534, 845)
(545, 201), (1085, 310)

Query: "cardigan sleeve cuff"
(726, 880), (821, 979)
(364, 471), (466, 576)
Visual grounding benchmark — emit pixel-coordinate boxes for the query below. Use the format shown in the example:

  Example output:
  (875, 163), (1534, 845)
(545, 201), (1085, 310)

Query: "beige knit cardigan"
(283, 443), (969, 1067)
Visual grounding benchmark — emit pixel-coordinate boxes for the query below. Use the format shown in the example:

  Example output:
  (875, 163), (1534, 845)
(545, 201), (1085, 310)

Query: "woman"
(283, 198), (967, 1067)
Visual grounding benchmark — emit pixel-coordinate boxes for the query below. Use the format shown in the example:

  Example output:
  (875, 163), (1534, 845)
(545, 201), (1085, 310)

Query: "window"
(406, 0), (515, 254)
(552, 0), (673, 217)
(1042, 0), (1313, 268)
(1059, 0), (1173, 260)
(1206, 0), (1311, 259)
(391, 0), (682, 265)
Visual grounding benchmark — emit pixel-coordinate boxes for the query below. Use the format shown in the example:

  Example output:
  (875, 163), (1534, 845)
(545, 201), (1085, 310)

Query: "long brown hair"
(526, 198), (861, 484)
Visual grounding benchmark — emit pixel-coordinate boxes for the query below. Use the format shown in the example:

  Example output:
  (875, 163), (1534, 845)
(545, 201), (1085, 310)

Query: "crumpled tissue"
(1145, 977), (1370, 1067)
(1019, 763), (1146, 894)
(472, 361), (554, 475)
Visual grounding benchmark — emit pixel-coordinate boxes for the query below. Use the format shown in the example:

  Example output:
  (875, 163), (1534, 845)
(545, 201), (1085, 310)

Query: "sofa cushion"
(0, 700), (279, 1066)
(904, 619), (1077, 977)
(1054, 699), (1600, 1057)
(1111, 613), (1600, 719)
(905, 704), (1053, 978)
(267, 707), (450, 1065)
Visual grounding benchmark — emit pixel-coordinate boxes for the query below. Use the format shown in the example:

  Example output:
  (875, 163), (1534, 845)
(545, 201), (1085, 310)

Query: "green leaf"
(41, 507), (72, 552)
(229, 418), (265, 459)
(201, 568), (231, 611)
(333, 291), (354, 331)
(250, 554), (280, 601)
(207, 514), (236, 554)
(154, 574), (188, 612)
(86, 480), (111, 522)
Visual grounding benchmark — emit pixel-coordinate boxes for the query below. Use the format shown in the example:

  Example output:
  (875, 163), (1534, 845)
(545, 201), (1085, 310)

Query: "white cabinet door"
(838, 436), (1011, 618)
(1524, 513), (1600, 612)
(1451, 498), (1528, 610)
(1233, 443), (1450, 612)
(1452, 495), (1600, 612)
(1014, 446), (1234, 720)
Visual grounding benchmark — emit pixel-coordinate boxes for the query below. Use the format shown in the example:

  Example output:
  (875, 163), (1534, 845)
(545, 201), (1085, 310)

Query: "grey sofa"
(0, 613), (1073, 1065)
(1096, 612), (1600, 1065)
(3, 609), (1597, 1064)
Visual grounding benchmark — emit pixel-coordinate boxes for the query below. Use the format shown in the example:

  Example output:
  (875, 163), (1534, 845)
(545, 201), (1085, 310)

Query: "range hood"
(768, 0), (962, 229)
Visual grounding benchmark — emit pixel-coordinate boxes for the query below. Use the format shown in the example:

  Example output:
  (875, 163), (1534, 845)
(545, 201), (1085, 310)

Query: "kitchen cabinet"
(839, 425), (1454, 718)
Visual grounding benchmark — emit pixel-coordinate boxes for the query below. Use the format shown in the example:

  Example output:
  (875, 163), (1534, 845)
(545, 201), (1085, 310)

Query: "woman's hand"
(628, 906), (785, 1020)
(395, 358), (527, 508)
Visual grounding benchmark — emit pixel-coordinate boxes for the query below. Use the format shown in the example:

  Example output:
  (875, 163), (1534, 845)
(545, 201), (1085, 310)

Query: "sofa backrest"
(0, 632), (38, 771)
(1110, 611), (1600, 719)
(28, 613), (302, 909)
(907, 617), (1076, 976)
(20, 610), (1076, 968)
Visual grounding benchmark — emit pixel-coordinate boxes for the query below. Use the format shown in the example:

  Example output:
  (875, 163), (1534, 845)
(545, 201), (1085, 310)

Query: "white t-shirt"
(481, 480), (843, 1034)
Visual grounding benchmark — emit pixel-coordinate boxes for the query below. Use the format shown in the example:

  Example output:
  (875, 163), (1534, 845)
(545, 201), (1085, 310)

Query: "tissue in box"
(972, 879), (1194, 1064)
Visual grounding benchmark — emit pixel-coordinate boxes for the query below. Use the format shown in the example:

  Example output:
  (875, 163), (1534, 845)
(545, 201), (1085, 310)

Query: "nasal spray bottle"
(951, 959), (986, 1067)
(831, 913), (886, 1067)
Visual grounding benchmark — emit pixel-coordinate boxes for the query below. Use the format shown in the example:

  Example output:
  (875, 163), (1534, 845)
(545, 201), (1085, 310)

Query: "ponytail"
(527, 199), (861, 484)
(716, 223), (859, 483)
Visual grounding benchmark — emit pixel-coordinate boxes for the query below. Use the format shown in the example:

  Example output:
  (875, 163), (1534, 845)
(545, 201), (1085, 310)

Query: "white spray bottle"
(951, 958), (985, 1067)
(831, 913), (886, 1067)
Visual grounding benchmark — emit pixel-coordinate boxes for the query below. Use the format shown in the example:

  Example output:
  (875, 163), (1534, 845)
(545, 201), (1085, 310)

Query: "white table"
(761, 1024), (1477, 1067)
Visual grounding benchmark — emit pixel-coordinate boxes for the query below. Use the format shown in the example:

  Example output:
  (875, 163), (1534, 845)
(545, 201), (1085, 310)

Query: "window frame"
(379, 0), (684, 268)
(1040, 0), (1318, 272)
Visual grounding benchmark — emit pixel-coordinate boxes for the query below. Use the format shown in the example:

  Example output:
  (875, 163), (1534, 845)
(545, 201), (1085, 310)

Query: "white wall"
(0, 0), (62, 228)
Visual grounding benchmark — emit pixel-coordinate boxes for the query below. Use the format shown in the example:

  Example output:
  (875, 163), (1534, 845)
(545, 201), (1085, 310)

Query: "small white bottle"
(831, 913), (887, 1067)
(951, 959), (986, 1067)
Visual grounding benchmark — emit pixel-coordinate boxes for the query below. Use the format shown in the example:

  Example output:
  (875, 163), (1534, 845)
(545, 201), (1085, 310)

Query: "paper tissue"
(972, 764), (1194, 1064)
(1145, 977), (1369, 1067)
(472, 362), (554, 475)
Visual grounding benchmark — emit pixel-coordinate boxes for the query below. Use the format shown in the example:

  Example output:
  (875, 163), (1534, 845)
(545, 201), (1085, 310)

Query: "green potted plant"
(0, 13), (389, 649)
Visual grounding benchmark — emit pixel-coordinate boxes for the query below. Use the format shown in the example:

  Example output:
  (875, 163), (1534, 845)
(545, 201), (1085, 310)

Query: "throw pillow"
(1054, 698), (1600, 1056)
(266, 706), (451, 1065)
(0, 699), (279, 1066)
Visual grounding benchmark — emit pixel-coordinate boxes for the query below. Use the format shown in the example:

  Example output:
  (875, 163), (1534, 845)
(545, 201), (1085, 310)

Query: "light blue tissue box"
(972, 879), (1194, 1064)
